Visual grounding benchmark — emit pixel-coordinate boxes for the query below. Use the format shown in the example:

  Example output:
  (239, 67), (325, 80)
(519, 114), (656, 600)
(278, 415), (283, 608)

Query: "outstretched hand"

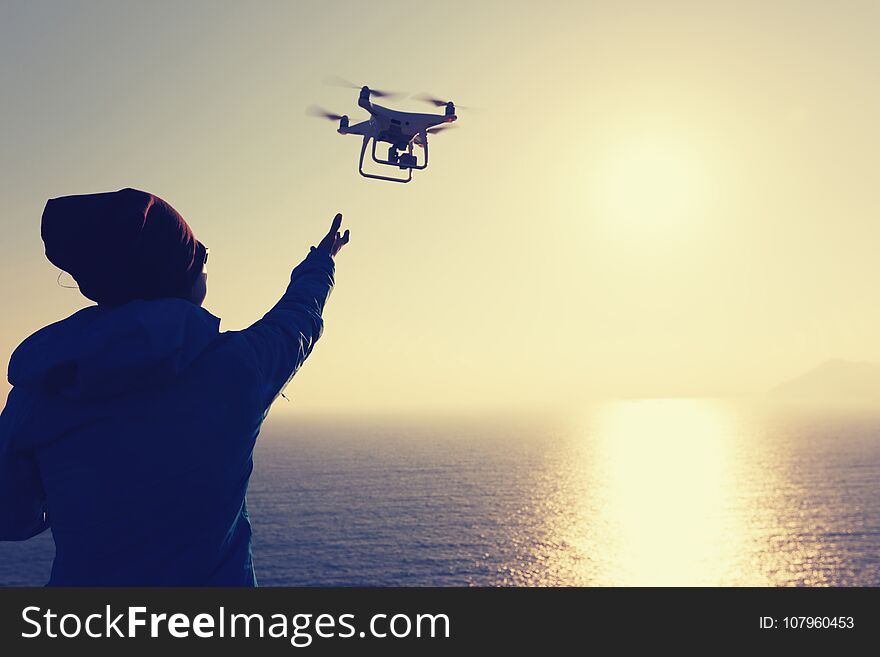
(316, 213), (350, 258)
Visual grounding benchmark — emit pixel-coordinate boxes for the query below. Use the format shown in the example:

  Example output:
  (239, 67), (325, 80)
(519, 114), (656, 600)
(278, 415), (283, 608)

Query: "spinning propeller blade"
(323, 75), (405, 100)
(413, 93), (468, 110)
(306, 105), (344, 121)
(323, 75), (363, 90)
(426, 124), (456, 134)
(416, 124), (457, 147)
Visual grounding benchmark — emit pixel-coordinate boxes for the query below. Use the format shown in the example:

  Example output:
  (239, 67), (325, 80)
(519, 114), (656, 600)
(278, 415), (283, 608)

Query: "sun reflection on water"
(522, 398), (801, 586)
(591, 399), (745, 584)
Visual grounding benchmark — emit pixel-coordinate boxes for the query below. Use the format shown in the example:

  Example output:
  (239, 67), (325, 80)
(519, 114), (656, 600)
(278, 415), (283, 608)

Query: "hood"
(8, 299), (220, 400)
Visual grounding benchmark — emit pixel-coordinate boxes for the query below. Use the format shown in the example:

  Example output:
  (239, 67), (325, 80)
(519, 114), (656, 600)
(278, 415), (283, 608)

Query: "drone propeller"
(413, 93), (468, 110)
(426, 124), (456, 134)
(415, 124), (457, 147)
(306, 105), (345, 121)
(323, 75), (405, 100)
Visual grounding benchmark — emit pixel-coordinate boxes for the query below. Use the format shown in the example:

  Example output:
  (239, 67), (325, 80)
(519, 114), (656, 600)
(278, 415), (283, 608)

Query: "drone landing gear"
(358, 137), (428, 183)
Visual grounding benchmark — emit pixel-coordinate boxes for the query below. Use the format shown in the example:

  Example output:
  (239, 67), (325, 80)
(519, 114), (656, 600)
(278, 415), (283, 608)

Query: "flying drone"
(308, 78), (460, 183)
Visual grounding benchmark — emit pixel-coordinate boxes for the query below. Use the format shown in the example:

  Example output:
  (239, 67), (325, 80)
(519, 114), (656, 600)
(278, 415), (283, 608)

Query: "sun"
(598, 137), (706, 231)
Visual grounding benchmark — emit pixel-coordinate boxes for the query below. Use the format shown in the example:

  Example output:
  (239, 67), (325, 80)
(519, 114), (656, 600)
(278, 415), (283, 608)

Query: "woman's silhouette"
(0, 188), (349, 585)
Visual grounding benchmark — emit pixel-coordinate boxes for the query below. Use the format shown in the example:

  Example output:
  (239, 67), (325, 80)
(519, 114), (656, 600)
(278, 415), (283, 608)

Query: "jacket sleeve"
(238, 248), (335, 408)
(0, 388), (49, 541)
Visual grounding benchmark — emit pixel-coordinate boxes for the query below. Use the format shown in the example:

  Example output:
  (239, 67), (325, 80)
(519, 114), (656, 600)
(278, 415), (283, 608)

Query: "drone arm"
(340, 120), (370, 136)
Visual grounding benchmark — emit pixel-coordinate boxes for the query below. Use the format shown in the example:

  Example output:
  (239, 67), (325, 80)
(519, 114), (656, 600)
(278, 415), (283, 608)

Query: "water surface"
(2, 400), (878, 586)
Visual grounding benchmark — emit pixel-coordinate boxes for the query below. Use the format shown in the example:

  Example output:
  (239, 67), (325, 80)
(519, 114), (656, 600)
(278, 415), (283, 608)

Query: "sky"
(0, 0), (879, 412)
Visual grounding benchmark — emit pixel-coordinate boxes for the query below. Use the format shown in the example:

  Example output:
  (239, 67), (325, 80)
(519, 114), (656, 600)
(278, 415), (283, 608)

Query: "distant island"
(772, 359), (880, 402)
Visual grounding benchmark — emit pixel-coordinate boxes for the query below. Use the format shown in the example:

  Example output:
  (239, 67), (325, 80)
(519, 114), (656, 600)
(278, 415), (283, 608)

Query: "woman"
(0, 188), (349, 585)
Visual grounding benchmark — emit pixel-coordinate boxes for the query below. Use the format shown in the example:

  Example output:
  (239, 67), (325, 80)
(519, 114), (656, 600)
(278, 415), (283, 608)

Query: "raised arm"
(239, 214), (350, 408)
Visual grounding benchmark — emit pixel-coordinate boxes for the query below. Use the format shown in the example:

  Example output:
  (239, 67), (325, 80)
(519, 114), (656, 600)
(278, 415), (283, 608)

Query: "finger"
(322, 217), (341, 244)
(327, 213), (342, 238)
(333, 230), (350, 255)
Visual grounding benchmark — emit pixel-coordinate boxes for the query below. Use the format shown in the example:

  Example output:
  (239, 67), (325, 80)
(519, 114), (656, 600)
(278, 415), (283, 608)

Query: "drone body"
(310, 85), (458, 183)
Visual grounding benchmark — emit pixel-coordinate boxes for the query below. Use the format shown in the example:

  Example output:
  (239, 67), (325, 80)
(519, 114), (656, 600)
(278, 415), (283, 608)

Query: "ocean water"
(2, 399), (879, 586)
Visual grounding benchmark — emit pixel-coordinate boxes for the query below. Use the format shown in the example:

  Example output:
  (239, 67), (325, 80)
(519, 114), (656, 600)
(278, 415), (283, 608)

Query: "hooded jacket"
(0, 248), (334, 585)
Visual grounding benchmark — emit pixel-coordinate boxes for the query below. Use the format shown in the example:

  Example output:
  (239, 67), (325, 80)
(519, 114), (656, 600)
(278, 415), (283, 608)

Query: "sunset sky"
(1, 0), (879, 412)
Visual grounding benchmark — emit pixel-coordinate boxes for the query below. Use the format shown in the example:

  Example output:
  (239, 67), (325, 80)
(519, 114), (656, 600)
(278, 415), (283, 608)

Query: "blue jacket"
(0, 248), (334, 585)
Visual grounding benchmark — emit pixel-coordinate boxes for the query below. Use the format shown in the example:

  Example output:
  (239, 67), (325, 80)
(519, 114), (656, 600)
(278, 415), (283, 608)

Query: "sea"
(2, 399), (879, 586)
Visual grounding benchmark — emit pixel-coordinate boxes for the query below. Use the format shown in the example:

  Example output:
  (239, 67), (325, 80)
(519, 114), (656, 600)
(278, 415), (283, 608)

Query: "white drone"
(308, 78), (460, 183)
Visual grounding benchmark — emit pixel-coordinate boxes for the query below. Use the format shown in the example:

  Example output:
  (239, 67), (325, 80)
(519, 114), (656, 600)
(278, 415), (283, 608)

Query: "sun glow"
(597, 138), (707, 231)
